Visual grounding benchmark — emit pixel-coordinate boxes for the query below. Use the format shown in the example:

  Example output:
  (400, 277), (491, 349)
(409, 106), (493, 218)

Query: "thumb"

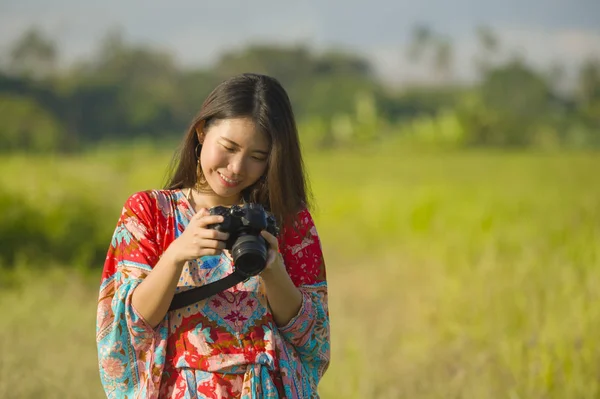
(196, 207), (210, 218)
(260, 230), (279, 250)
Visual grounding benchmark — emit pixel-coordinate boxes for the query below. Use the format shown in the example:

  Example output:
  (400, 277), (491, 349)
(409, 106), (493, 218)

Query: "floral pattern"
(96, 189), (330, 398)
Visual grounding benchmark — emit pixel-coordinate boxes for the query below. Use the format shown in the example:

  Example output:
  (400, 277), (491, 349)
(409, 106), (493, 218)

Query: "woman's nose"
(228, 155), (245, 175)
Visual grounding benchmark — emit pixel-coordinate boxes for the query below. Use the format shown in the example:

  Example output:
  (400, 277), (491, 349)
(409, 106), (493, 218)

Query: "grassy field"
(0, 145), (599, 398)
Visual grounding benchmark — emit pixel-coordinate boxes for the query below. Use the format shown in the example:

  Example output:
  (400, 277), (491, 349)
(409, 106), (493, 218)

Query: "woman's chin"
(205, 181), (244, 202)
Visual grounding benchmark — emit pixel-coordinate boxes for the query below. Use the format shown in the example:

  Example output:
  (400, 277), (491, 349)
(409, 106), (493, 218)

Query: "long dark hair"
(165, 73), (312, 226)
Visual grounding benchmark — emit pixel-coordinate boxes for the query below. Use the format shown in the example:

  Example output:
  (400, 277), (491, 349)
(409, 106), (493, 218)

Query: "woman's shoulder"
(123, 188), (175, 203)
(278, 206), (321, 249)
(120, 189), (183, 221)
(278, 206), (325, 285)
(282, 206), (317, 234)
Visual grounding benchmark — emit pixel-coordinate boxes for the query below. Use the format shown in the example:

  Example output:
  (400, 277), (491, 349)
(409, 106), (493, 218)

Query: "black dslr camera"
(207, 203), (279, 277)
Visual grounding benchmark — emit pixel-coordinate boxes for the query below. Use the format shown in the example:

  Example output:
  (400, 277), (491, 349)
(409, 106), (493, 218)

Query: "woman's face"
(199, 117), (270, 205)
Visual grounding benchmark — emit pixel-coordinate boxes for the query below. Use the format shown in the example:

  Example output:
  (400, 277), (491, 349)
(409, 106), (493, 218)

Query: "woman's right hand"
(167, 208), (230, 264)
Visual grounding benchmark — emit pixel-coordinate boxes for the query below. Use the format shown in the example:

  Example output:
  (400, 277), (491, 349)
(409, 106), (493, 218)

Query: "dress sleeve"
(277, 208), (330, 391)
(95, 191), (169, 399)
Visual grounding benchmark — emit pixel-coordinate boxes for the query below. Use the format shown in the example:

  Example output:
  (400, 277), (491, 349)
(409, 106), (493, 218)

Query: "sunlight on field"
(0, 147), (599, 398)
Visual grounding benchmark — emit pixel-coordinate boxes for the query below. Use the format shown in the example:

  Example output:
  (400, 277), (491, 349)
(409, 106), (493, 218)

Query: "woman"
(96, 73), (330, 398)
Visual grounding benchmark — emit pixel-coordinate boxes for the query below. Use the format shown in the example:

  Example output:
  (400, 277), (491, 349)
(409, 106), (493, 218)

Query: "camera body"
(207, 203), (279, 277)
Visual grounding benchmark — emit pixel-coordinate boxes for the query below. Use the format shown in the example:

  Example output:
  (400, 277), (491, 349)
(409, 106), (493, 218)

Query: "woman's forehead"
(209, 118), (270, 149)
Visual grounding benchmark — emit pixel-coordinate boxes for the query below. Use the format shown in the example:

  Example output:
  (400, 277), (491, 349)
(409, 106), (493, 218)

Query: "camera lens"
(231, 235), (268, 277)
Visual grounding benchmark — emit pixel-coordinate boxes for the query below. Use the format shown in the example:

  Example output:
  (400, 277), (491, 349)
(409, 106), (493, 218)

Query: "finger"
(198, 248), (223, 257)
(198, 228), (229, 241)
(195, 238), (227, 250)
(196, 214), (226, 227)
(266, 250), (277, 266)
(193, 207), (210, 220)
(260, 230), (279, 250)
(207, 238), (227, 250)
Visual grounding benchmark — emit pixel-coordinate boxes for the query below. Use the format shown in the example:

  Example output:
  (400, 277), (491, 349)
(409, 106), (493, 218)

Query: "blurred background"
(0, 1), (599, 398)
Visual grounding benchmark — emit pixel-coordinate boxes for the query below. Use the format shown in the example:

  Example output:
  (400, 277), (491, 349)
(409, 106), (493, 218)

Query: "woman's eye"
(222, 145), (235, 152)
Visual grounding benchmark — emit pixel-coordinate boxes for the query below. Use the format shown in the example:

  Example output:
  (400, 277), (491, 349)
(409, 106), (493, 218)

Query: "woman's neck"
(188, 187), (243, 212)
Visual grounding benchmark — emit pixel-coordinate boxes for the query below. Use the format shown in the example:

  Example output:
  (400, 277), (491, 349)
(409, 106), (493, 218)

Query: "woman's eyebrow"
(221, 137), (269, 155)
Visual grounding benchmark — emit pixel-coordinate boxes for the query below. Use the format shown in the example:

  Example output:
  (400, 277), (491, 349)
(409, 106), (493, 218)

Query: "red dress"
(96, 189), (330, 398)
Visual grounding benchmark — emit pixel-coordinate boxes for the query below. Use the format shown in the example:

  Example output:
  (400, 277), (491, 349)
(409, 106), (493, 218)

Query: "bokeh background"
(1, 1), (599, 398)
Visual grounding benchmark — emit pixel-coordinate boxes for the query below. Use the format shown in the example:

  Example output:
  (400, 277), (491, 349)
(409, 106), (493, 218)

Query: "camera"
(207, 203), (279, 277)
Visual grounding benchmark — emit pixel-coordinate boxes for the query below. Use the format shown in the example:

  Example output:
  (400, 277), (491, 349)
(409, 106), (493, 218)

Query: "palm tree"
(407, 24), (454, 84)
(9, 27), (57, 79)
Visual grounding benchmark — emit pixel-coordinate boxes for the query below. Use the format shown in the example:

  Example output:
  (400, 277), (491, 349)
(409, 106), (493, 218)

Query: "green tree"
(67, 28), (184, 140)
(573, 58), (600, 146)
(407, 24), (454, 83)
(0, 94), (64, 152)
(578, 58), (600, 122)
(8, 27), (58, 80)
(474, 25), (500, 74)
(457, 59), (551, 146)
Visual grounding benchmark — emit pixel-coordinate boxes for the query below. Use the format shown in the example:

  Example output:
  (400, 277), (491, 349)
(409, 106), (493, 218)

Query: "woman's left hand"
(260, 230), (284, 274)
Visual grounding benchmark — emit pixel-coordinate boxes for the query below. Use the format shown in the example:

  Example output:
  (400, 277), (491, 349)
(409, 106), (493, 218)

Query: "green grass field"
(0, 145), (599, 398)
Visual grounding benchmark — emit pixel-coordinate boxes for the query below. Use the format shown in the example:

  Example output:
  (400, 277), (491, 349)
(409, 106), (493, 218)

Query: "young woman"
(96, 73), (330, 398)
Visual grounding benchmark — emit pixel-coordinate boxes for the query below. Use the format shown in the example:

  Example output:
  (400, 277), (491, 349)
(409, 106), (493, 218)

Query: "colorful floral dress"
(96, 189), (330, 398)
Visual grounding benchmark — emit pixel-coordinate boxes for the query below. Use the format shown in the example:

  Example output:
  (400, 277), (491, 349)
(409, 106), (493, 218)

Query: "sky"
(1, 0), (599, 85)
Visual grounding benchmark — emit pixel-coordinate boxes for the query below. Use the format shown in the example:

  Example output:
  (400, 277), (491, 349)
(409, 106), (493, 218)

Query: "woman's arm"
(260, 208), (329, 353)
(261, 208), (330, 392)
(130, 247), (186, 328)
(132, 208), (229, 328)
(259, 249), (303, 327)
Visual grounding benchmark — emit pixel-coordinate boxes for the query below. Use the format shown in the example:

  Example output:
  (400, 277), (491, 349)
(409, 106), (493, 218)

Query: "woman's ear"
(195, 120), (206, 144)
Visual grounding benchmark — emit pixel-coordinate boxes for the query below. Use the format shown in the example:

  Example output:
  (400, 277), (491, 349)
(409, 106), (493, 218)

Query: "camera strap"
(169, 270), (247, 312)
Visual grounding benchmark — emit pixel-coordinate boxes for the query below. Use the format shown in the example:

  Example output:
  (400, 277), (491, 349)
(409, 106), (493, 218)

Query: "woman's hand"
(259, 229), (303, 326)
(167, 208), (230, 264)
(260, 230), (285, 274)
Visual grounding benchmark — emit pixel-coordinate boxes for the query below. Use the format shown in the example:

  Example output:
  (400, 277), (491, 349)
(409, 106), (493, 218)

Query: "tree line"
(1, 25), (599, 152)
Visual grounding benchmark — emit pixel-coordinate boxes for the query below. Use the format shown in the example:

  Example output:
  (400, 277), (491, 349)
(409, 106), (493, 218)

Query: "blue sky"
(1, 0), (599, 84)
